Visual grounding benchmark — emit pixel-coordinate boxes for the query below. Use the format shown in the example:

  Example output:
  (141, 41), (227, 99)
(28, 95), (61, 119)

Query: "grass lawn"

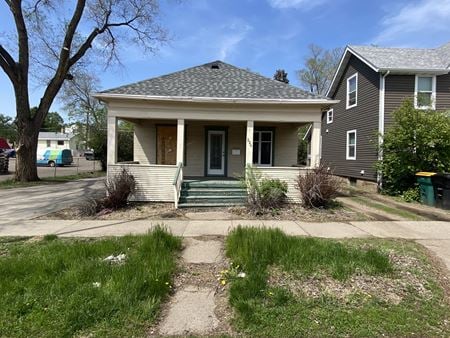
(226, 227), (450, 337)
(0, 171), (105, 189)
(0, 227), (181, 337)
(350, 195), (423, 220)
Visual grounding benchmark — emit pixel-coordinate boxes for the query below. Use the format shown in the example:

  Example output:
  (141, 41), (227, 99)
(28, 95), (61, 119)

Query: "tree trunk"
(14, 106), (40, 182)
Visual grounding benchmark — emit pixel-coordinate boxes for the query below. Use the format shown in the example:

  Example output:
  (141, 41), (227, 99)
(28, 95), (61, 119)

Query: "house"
(93, 61), (336, 207)
(323, 42), (450, 185)
(37, 132), (78, 154)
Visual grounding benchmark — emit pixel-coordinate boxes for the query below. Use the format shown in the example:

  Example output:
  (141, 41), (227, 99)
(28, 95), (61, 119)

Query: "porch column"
(176, 119), (185, 165)
(107, 116), (118, 165)
(246, 120), (254, 166)
(310, 121), (321, 167)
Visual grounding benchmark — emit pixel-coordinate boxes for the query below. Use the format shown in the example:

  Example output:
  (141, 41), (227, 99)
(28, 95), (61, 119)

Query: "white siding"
(133, 120), (156, 164)
(257, 167), (311, 202)
(108, 164), (176, 202)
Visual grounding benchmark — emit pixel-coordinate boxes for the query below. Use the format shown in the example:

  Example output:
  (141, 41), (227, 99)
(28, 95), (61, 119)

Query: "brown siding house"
(325, 42), (450, 184)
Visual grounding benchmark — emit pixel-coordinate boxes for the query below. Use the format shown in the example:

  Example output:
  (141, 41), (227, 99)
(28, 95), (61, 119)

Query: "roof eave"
(92, 93), (339, 105)
(378, 68), (449, 75)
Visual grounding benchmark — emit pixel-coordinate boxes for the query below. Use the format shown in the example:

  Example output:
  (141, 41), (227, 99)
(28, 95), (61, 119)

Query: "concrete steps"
(178, 179), (247, 208)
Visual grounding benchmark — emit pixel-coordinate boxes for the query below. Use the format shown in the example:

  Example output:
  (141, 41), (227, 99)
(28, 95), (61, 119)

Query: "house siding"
(436, 73), (450, 110)
(322, 55), (380, 181)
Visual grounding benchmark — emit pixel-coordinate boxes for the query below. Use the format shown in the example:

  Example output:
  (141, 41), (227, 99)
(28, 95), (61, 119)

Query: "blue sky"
(1, 0), (450, 120)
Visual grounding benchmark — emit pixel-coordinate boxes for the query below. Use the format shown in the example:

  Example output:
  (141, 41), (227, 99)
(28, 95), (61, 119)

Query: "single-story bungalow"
(93, 61), (337, 207)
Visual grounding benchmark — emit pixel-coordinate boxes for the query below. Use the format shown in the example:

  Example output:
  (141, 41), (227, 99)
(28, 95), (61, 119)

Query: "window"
(346, 73), (358, 109)
(346, 130), (356, 160)
(326, 109), (333, 124)
(46, 140), (51, 147)
(253, 130), (273, 166)
(57, 140), (64, 146)
(415, 75), (436, 109)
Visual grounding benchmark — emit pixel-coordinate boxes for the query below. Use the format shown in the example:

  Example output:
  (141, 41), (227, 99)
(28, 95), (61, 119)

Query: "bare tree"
(297, 44), (343, 96)
(0, 0), (166, 181)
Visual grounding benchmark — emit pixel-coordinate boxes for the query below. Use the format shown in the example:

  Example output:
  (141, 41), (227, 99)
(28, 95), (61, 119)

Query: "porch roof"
(94, 61), (336, 105)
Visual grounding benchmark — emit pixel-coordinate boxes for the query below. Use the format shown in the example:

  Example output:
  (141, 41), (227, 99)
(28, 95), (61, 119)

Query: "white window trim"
(346, 129), (357, 160)
(346, 73), (358, 109)
(326, 108), (333, 124)
(253, 130), (273, 166)
(414, 75), (436, 110)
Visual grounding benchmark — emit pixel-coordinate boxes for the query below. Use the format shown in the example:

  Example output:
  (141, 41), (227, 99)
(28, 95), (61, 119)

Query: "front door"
(157, 126), (177, 165)
(207, 130), (225, 176)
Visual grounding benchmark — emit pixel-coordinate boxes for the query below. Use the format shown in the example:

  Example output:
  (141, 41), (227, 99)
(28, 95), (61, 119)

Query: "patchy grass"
(350, 195), (423, 220)
(0, 171), (105, 189)
(226, 227), (450, 337)
(0, 227), (181, 337)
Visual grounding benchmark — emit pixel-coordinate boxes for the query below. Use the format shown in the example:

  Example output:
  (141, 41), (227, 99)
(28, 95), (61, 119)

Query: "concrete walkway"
(0, 219), (449, 269)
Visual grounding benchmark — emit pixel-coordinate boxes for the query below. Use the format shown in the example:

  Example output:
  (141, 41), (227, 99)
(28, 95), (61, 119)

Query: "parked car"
(0, 148), (16, 158)
(84, 150), (95, 160)
(37, 149), (73, 167)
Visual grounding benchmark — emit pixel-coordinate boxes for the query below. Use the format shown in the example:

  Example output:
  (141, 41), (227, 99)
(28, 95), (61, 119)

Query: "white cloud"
(267, 0), (326, 10)
(373, 0), (450, 46)
(217, 21), (253, 60)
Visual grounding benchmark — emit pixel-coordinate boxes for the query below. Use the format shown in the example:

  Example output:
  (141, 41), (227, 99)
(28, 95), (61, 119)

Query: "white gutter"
(377, 70), (390, 188)
(91, 92), (339, 105)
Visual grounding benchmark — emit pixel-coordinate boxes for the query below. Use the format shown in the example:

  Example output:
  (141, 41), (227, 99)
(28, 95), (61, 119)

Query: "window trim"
(346, 129), (357, 160)
(346, 73), (358, 109)
(253, 129), (273, 166)
(326, 108), (333, 124)
(414, 75), (436, 110)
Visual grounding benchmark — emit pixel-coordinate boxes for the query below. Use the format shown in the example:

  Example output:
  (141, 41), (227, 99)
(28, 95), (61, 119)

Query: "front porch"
(108, 116), (321, 207)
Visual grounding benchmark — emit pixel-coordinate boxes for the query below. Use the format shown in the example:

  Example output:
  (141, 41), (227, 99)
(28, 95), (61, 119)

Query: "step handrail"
(172, 162), (183, 209)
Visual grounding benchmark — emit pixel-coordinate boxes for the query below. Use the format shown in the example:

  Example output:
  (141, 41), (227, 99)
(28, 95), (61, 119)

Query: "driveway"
(0, 177), (105, 220)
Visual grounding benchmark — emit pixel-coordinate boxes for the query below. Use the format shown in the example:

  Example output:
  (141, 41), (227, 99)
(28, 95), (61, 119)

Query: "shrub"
(401, 186), (421, 203)
(244, 166), (288, 214)
(377, 100), (450, 195)
(102, 168), (136, 210)
(296, 165), (341, 208)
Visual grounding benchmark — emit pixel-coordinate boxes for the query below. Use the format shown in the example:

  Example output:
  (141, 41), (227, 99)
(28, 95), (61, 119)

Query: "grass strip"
(0, 171), (105, 189)
(0, 226), (181, 337)
(226, 226), (449, 337)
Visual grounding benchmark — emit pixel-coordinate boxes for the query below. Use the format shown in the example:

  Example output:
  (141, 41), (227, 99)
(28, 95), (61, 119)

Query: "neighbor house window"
(346, 130), (356, 160)
(326, 109), (333, 124)
(253, 130), (273, 166)
(415, 75), (436, 109)
(46, 140), (51, 147)
(346, 73), (358, 109)
(57, 140), (64, 146)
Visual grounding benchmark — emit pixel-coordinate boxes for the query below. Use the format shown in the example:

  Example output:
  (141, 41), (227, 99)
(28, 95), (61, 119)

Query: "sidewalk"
(1, 219), (449, 269)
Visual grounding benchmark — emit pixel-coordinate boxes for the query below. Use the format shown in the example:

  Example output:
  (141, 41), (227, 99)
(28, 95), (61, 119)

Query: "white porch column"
(107, 116), (118, 165)
(176, 119), (185, 164)
(310, 121), (321, 167)
(245, 120), (254, 166)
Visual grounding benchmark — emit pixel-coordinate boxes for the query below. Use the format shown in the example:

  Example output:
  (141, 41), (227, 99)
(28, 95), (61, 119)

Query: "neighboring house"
(323, 42), (450, 185)
(93, 61), (336, 206)
(37, 132), (78, 154)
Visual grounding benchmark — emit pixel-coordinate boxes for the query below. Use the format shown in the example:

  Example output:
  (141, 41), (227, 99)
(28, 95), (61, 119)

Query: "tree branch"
(0, 44), (17, 83)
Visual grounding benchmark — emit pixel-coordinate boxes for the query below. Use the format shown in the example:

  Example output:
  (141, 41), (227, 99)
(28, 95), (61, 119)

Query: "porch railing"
(172, 162), (183, 208)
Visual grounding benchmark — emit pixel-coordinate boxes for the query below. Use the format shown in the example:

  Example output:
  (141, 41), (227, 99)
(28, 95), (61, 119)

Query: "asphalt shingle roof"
(101, 61), (325, 100)
(349, 42), (450, 71)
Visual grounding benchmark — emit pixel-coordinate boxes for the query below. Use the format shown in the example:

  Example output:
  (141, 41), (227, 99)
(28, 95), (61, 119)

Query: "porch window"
(253, 130), (273, 166)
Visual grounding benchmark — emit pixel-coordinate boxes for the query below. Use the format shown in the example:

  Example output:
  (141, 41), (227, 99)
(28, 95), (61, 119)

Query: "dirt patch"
(268, 250), (435, 305)
(230, 203), (368, 222)
(149, 236), (235, 337)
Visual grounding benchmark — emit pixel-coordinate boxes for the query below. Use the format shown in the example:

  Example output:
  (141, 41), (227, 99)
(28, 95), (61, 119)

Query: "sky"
(1, 0), (450, 120)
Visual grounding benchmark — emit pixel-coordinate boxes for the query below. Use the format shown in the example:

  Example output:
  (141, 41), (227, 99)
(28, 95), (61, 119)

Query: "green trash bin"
(416, 172), (436, 206)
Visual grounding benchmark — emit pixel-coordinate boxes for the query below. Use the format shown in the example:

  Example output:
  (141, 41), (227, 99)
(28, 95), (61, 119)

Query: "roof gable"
(100, 61), (326, 101)
(327, 42), (450, 97)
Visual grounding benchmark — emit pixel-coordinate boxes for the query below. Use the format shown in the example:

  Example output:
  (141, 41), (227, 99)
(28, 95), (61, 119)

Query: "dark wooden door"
(157, 126), (177, 165)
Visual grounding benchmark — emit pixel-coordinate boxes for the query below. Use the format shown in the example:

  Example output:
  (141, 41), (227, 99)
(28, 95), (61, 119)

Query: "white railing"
(172, 162), (183, 209)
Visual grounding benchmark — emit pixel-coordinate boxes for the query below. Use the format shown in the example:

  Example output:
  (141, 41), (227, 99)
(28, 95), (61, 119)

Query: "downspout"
(377, 70), (390, 190)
